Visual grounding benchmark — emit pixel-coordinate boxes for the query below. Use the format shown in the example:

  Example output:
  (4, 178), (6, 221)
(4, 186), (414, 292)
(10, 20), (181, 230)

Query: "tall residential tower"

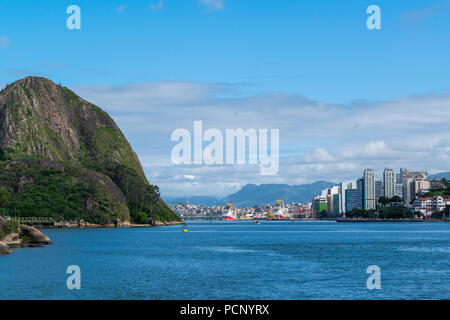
(383, 168), (395, 198)
(364, 168), (376, 210)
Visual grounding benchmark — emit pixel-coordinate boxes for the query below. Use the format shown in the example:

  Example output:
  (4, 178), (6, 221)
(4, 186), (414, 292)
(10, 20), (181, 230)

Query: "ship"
(267, 200), (290, 220)
(222, 200), (237, 221)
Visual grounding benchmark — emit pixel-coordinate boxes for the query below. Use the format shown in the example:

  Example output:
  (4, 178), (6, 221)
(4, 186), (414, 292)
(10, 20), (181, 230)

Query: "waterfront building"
(375, 179), (384, 200)
(412, 196), (450, 216)
(323, 186), (340, 215)
(345, 188), (362, 211)
(383, 168), (395, 198)
(313, 196), (328, 216)
(333, 194), (340, 216)
(357, 178), (365, 208)
(413, 178), (431, 196)
(394, 183), (403, 199)
(340, 180), (357, 214)
(364, 169), (376, 210)
(399, 169), (428, 205)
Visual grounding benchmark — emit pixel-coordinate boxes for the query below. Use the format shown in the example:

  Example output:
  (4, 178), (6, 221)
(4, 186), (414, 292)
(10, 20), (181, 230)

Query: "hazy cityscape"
(171, 168), (450, 221)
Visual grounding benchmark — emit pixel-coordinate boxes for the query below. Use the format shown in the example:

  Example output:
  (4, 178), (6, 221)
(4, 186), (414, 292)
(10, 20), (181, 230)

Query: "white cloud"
(70, 81), (450, 197)
(117, 5), (127, 13)
(362, 141), (386, 157)
(200, 0), (226, 11)
(304, 148), (335, 163)
(150, 0), (164, 11)
(0, 36), (11, 49)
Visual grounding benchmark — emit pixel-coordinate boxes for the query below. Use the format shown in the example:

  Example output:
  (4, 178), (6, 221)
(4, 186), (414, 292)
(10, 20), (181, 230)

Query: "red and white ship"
(222, 200), (237, 221)
(272, 200), (289, 220)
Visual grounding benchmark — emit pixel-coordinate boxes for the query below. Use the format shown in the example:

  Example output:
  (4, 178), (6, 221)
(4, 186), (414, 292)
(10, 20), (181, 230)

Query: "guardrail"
(7, 217), (55, 224)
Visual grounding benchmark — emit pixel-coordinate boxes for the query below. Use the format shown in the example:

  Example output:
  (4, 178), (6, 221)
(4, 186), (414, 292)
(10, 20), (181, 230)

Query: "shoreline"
(336, 218), (448, 223)
(32, 220), (185, 229)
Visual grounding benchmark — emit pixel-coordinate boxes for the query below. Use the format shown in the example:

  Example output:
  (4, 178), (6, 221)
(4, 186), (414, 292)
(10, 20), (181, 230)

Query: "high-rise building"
(345, 188), (362, 212)
(332, 194), (340, 216)
(364, 169), (376, 210)
(313, 196), (328, 216)
(413, 178), (430, 197)
(340, 180), (357, 214)
(325, 186), (340, 215)
(357, 178), (365, 208)
(399, 169), (428, 204)
(383, 168), (395, 198)
(375, 180), (384, 200)
(394, 183), (403, 199)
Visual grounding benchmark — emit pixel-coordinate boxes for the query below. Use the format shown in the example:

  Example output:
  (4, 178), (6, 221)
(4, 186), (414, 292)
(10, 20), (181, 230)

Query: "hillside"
(430, 172), (450, 180)
(0, 77), (179, 224)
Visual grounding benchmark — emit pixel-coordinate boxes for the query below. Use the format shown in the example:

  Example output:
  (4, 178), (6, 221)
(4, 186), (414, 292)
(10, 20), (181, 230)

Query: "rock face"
(1, 215), (52, 254)
(0, 241), (11, 254)
(1, 232), (20, 247)
(20, 226), (52, 245)
(0, 77), (179, 224)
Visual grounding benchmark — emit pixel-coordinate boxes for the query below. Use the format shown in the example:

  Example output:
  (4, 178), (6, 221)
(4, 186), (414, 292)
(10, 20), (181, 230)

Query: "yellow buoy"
(182, 228), (188, 232)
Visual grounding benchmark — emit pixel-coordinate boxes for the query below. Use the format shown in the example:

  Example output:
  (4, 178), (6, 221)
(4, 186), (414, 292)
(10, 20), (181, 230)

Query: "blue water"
(1, 221), (449, 300)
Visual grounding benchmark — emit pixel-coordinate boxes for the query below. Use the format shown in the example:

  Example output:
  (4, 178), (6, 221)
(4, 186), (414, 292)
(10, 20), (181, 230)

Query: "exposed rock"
(1, 232), (21, 248)
(0, 241), (11, 254)
(20, 226), (52, 245)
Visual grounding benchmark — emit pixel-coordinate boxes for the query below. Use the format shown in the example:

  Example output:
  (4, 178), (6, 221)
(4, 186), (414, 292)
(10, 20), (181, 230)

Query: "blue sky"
(1, 0), (450, 197)
(2, 0), (450, 102)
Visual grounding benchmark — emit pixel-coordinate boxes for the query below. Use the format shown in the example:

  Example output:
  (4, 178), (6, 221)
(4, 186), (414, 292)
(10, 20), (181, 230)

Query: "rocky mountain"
(221, 181), (337, 207)
(0, 77), (179, 224)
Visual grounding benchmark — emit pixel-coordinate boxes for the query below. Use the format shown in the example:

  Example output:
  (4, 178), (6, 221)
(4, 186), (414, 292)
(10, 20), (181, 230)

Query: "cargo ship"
(222, 200), (237, 221)
(266, 200), (290, 220)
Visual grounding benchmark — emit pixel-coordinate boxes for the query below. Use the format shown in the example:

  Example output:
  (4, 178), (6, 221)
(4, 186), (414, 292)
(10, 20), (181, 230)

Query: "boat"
(265, 200), (290, 220)
(222, 200), (237, 221)
(272, 200), (290, 220)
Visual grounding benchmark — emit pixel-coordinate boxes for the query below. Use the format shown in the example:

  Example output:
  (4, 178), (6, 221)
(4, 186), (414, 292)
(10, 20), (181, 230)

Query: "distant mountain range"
(164, 196), (220, 207)
(430, 172), (450, 179)
(164, 181), (337, 207)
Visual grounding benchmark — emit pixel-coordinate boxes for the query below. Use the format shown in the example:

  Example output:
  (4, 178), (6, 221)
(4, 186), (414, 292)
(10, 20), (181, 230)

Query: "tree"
(0, 188), (8, 216)
(390, 196), (403, 205)
(135, 211), (149, 224)
(378, 196), (390, 207)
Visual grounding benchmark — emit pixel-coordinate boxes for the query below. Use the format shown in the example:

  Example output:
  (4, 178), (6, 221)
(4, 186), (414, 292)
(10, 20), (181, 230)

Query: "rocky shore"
(1, 215), (183, 255)
(42, 219), (184, 229)
(0, 216), (52, 255)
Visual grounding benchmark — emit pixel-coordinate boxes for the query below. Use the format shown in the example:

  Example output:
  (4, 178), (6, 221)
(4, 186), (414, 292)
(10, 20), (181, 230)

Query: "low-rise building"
(412, 196), (450, 216)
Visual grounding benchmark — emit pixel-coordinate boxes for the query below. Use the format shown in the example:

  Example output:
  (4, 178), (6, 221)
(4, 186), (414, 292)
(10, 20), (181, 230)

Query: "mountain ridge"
(165, 181), (338, 207)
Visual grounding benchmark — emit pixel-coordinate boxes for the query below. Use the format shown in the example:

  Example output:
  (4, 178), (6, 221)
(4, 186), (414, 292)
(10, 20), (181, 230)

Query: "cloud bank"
(73, 82), (450, 197)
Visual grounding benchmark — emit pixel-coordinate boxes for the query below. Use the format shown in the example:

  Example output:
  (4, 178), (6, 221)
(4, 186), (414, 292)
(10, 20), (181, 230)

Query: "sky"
(1, 0), (450, 197)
